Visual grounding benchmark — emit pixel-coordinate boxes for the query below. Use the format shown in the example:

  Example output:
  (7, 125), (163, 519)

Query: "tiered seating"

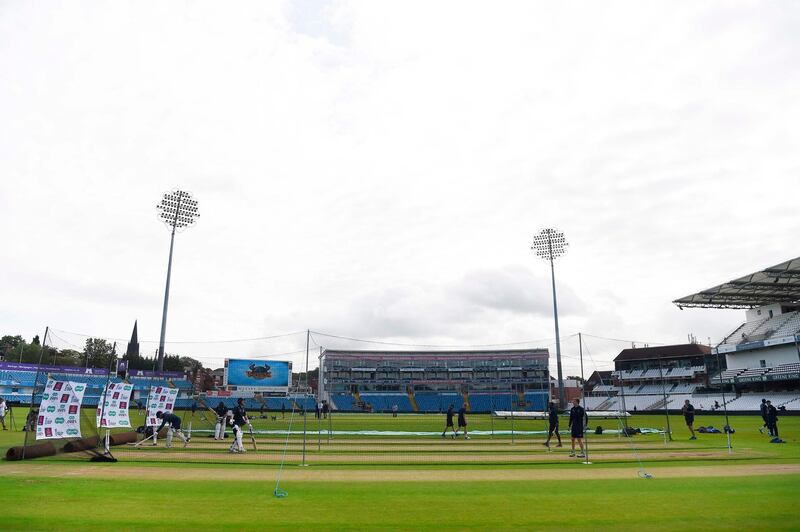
(738, 367), (770, 378)
(670, 383), (698, 394)
(768, 363), (800, 378)
(618, 395), (662, 411)
(718, 368), (744, 381)
(616, 369), (644, 380)
(721, 318), (769, 345)
(635, 384), (670, 394)
(640, 369), (662, 379)
(414, 393), (464, 412)
(591, 384), (615, 393)
(175, 398), (195, 408)
(523, 392), (548, 410)
(468, 393), (513, 412)
(689, 395), (731, 410)
(771, 311), (800, 338)
(728, 393), (800, 411)
(4, 371), (38, 386)
(599, 397), (618, 410)
(360, 393), (412, 412)
(583, 396), (609, 410)
(266, 397), (298, 411)
(663, 394), (693, 408)
(330, 393), (356, 411)
(665, 367), (691, 378)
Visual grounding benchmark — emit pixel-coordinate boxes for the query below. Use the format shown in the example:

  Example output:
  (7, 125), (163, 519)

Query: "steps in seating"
(408, 390), (419, 412)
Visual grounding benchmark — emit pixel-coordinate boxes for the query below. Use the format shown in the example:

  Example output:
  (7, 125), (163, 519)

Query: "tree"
(84, 338), (116, 369)
(0, 335), (24, 355)
(162, 354), (184, 372)
(179, 356), (203, 376)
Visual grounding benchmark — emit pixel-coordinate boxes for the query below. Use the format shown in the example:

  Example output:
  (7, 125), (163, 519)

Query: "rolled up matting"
(62, 436), (100, 453)
(108, 431), (138, 446)
(5, 442), (57, 461)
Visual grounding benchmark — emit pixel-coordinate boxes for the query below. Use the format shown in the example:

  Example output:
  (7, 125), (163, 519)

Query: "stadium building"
(671, 256), (800, 411)
(585, 343), (728, 412)
(319, 348), (550, 413)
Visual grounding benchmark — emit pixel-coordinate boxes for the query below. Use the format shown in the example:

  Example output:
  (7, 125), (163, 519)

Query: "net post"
(22, 326), (50, 460)
(510, 388), (515, 444)
(579, 333), (592, 465)
(327, 405), (332, 443)
(489, 388), (494, 439)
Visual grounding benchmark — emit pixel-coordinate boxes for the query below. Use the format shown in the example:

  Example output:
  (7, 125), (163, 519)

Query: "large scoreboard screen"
(224, 359), (292, 392)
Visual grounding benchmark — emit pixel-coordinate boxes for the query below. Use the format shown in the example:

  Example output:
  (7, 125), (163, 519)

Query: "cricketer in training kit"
(544, 400), (562, 448)
(568, 398), (588, 458)
(229, 398), (252, 453)
(682, 399), (697, 440)
(214, 401), (228, 440)
(457, 405), (470, 439)
(155, 411), (190, 448)
(441, 404), (457, 439)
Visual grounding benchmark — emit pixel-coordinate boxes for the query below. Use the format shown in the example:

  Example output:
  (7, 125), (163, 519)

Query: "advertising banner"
(224, 359), (292, 392)
(0, 361), (108, 375)
(96, 381), (133, 428)
(36, 379), (87, 440)
(145, 386), (179, 427)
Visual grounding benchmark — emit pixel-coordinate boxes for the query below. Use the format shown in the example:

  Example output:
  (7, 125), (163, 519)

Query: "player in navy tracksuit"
(766, 401), (779, 439)
(229, 398), (251, 453)
(568, 398), (588, 458)
(682, 400), (697, 440)
(456, 405), (470, 439)
(544, 400), (562, 448)
(441, 404), (457, 439)
(214, 401), (228, 440)
(759, 399), (771, 436)
(155, 411), (189, 448)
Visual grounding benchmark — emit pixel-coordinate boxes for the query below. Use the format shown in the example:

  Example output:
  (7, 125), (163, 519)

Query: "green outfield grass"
(0, 474), (798, 531)
(1, 409), (798, 465)
(1, 409), (798, 530)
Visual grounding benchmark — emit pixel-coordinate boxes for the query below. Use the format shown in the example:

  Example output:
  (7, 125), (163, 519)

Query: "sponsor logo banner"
(145, 386), (179, 426)
(96, 382), (133, 428)
(0, 361), (108, 375)
(36, 379), (86, 440)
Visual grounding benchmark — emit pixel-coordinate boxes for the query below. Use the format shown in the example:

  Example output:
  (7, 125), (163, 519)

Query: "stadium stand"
(669, 382), (699, 394)
(360, 393), (412, 412)
(319, 348), (550, 413)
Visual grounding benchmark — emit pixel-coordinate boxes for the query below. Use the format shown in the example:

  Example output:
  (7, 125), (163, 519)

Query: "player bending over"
(229, 398), (252, 453)
(544, 400), (562, 448)
(155, 411), (190, 448)
(568, 398), (588, 458)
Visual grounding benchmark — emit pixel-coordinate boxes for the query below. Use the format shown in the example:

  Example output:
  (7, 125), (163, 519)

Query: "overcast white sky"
(2, 1), (798, 373)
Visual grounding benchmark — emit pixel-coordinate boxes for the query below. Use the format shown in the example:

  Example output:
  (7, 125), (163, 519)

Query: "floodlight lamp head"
(531, 228), (568, 261)
(156, 189), (200, 231)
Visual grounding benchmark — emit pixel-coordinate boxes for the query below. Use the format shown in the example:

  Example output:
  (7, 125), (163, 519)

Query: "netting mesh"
(3, 328), (672, 483)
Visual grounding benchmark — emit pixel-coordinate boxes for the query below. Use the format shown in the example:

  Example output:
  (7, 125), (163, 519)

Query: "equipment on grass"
(6, 442), (57, 461)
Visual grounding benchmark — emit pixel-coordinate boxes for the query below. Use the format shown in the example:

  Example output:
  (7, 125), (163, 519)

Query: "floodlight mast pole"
(548, 236), (566, 409)
(156, 190), (199, 371)
(532, 229), (568, 409)
(157, 203), (178, 372)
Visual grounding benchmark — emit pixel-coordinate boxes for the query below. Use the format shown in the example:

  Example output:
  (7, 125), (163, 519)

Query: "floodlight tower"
(156, 189), (199, 371)
(532, 228), (569, 408)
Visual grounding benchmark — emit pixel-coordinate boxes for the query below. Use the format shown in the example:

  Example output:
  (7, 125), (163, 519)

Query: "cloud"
(1, 1), (797, 373)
